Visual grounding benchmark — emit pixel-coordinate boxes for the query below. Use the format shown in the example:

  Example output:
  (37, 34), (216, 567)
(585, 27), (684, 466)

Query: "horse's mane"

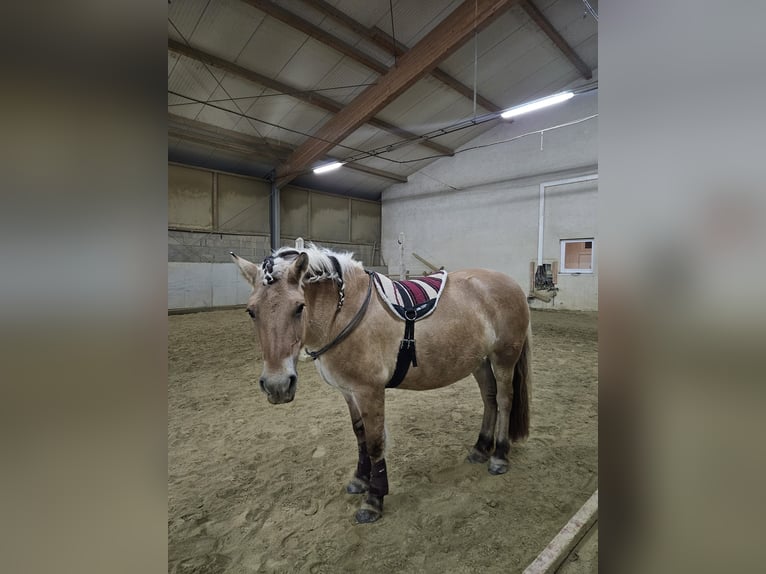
(265, 244), (363, 286)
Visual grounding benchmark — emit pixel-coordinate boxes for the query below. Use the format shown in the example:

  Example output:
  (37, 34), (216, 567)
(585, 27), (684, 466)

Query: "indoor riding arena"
(168, 1), (598, 572)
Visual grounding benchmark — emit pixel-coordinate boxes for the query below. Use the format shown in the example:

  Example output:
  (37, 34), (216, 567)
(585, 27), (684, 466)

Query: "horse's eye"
(246, 308), (256, 319)
(295, 303), (305, 317)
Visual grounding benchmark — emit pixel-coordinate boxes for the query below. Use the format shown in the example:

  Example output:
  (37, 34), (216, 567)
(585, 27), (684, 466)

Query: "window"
(560, 239), (594, 273)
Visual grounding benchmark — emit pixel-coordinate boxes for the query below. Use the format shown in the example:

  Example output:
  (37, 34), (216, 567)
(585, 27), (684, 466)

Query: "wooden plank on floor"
(523, 489), (599, 574)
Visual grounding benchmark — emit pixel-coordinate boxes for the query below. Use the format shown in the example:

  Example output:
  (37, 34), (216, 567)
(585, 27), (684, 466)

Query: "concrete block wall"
(168, 230), (381, 310)
(168, 230), (271, 264)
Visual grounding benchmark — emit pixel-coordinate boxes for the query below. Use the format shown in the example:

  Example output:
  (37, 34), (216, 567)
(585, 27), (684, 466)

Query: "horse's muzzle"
(259, 373), (297, 404)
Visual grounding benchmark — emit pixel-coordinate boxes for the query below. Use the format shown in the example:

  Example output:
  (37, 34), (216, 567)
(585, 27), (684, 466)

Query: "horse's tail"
(510, 328), (531, 442)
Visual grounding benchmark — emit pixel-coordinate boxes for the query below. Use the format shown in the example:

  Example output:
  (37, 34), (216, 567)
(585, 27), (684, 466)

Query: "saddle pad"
(371, 270), (447, 321)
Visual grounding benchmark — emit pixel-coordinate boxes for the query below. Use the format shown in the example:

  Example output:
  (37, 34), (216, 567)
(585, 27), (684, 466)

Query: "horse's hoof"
(346, 477), (369, 494)
(355, 508), (381, 523)
(466, 449), (490, 464)
(488, 459), (509, 475)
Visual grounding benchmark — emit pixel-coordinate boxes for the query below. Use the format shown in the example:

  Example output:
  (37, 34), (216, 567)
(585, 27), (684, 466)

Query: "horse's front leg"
(341, 391), (370, 494)
(351, 387), (387, 524)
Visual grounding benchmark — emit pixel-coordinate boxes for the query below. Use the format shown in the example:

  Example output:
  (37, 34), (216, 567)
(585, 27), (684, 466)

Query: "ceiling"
(168, 0), (598, 200)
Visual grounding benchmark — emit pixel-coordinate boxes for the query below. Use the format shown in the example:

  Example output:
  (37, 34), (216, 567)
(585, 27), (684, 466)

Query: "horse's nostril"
(259, 378), (266, 393)
(288, 374), (297, 387)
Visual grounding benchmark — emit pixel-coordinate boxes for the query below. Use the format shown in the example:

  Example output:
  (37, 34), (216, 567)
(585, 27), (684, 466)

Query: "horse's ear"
(230, 252), (261, 286)
(288, 252), (309, 285)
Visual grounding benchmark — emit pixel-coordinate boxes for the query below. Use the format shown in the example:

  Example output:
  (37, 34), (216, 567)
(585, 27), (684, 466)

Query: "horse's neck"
(303, 269), (367, 349)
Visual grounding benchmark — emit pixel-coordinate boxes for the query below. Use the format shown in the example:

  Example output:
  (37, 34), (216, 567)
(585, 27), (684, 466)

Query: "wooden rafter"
(168, 114), (408, 184)
(168, 39), (453, 157)
(520, 0), (592, 79)
(275, 0), (516, 188)
(306, 0), (503, 113)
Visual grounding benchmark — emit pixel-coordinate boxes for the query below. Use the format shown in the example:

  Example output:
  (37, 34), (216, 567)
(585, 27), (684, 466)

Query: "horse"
(230, 245), (531, 523)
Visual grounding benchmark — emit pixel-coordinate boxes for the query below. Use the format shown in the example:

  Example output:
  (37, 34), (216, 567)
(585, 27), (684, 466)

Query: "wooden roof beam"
(168, 39), (453, 157)
(168, 114), (407, 184)
(520, 0), (592, 79)
(275, 0), (516, 187)
(306, 0), (503, 113)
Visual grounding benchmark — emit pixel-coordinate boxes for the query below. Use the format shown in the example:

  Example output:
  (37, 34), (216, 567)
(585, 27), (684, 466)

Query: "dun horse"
(231, 245), (530, 523)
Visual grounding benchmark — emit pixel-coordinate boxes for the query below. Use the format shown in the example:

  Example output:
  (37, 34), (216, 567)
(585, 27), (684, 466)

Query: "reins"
(305, 269), (374, 361)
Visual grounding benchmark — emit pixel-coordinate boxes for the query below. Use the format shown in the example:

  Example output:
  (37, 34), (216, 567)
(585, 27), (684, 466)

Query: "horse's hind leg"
(467, 359), (497, 464)
(341, 391), (370, 494)
(488, 349), (522, 475)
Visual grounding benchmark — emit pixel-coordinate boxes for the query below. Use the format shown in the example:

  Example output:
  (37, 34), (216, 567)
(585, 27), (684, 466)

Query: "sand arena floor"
(169, 308), (597, 573)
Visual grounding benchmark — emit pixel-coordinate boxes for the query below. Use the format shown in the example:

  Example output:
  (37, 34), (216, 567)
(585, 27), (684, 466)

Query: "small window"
(560, 239), (594, 273)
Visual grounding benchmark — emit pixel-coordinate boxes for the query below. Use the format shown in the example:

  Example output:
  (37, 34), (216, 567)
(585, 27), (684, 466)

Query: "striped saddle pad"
(371, 270), (448, 321)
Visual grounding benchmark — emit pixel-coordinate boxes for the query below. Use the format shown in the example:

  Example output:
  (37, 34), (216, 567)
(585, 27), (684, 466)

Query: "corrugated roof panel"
(377, 0), (462, 48)
(328, 0), (391, 29)
(195, 80), (256, 129)
(168, 51), (181, 79)
(276, 0), (327, 27)
(214, 73), (265, 101)
(438, 6), (529, 79)
(288, 0), (396, 66)
(466, 36), (562, 106)
(328, 129), (403, 159)
(277, 103), (333, 140)
(311, 58), (379, 105)
(168, 56), (224, 117)
(276, 38), (347, 91)
(196, 104), (242, 131)
(331, 125), (386, 156)
(236, 16), (310, 78)
(168, 0), (210, 40)
(418, 97), (488, 135)
(392, 89), (467, 135)
(168, 23), (183, 43)
(167, 99), (204, 120)
(573, 34), (597, 69)
(188, 0), (266, 61)
(541, 0), (598, 50)
(235, 96), (302, 142)
(351, 155), (412, 177)
(375, 76), (458, 127)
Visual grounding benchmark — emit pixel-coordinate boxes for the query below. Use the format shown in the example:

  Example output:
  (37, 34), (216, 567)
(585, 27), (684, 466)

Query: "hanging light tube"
(313, 161), (345, 174)
(500, 91), (574, 120)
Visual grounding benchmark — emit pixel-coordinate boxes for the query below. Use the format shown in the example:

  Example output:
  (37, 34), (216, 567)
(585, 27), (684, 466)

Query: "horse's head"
(231, 251), (310, 404)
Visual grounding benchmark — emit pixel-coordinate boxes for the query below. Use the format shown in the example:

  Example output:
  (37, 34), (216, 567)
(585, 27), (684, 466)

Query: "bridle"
(259, 252), (374, 361)
(305, 258), (374, 361)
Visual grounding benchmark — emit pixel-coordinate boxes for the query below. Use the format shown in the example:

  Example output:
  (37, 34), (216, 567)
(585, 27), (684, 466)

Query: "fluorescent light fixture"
(313, 161), (344, 174)
(500, 91), (574, 119)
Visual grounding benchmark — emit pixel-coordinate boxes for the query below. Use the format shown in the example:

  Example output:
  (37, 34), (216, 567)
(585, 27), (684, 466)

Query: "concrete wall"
(381, 90), (598, 310)
(168, 262), (253, 310)
(168, 230), (271, 264)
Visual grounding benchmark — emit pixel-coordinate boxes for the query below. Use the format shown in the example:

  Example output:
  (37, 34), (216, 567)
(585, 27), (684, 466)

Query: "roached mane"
(264, 244), (363, 286)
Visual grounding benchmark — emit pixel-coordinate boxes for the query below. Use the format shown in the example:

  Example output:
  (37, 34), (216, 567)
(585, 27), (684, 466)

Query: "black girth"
(386, 309), (418, 388)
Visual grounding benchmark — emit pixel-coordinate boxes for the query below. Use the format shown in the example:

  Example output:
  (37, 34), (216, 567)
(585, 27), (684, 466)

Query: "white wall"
(381, 90), (598, 310)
